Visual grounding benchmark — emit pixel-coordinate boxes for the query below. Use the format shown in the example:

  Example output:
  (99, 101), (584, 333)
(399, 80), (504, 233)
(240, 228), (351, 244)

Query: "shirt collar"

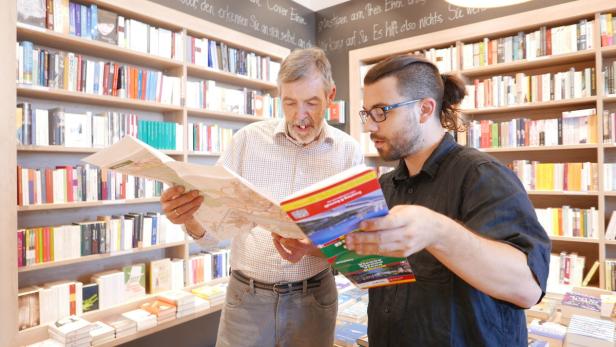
(274, 119), (334, 146)
(392, 132), (458, 183)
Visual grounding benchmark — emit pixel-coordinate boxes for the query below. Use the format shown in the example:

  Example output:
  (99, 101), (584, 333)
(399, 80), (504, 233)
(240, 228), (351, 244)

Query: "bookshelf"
(5, 0), (290, 346)
(349, 0), (616, 292)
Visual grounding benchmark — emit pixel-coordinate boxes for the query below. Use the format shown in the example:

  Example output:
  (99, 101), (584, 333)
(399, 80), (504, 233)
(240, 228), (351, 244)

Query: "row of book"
(461, 67), (596, 109)
(509, 161), (598, 192)
(186, 35), (280, 82)
(17, 212), (185, 267)
(188, 123), (234, 154)
(17, 103), (182, 150)
(25, 284), (227, 347)
(185, 80), (279, 118)
(136, 120), (183, 151)
(186, 250), (231, 286)
(462, 20), (594, 70)
(463, 109), (598, 149)
(17, 41), (182, 105)
(18, 257), (230, 331)
(600, 13), (616, 47)
(547, 252), (587, 292)
(18, 0), (183, 61)
(17, 165), (164, 206)
(535, 206), (599, 239)
(603, 60), (616, 96)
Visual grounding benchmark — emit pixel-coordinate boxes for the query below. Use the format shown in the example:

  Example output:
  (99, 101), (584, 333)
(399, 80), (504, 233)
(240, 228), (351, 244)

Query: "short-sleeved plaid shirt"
(196, 119), (363, 283)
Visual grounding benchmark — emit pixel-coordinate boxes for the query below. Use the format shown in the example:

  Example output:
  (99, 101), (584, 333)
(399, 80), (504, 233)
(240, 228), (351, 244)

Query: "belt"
(231, 268), (330, 294)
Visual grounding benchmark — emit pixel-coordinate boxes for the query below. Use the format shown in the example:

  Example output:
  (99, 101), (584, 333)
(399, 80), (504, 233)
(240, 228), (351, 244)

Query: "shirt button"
(407, 187), (414, 194)
(384, 307), (390, 313)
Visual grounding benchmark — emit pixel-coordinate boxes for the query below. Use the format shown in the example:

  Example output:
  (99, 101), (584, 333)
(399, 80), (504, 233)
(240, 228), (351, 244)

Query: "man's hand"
(272, 233), (320, 263)
(160, 186), (203, 225)
(345, 205), (444, 258)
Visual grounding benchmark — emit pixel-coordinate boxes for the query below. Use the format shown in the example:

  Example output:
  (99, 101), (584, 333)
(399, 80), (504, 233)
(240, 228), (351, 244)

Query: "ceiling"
(292, 0), (351, 11)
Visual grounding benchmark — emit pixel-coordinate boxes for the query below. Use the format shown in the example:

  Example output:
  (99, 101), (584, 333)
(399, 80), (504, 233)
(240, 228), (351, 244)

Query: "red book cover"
(112, 63), (119, 97)
(132, 67), (138, 99)
(546, 28), (552, 56)
(329, 102), (340, 123)
(121, 174), (127, 199)
(69, 283), (76, 315)
(65, 166), (74, 202)
(207, 125), (212, 152)
(42, 227), (50, 263)
(558, 208), (563, 236)
(141, 70), (147, 100)
(45, 168), (53, 204)
(17, 166), (22, 206)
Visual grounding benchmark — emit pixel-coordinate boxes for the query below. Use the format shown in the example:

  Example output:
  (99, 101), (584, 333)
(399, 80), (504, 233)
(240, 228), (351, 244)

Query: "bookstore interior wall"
(350, 0), (616, 293)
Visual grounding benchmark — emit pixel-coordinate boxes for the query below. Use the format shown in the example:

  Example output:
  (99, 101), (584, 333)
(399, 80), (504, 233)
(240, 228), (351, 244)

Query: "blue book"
(21, 41), (34, 84)
(90, 5), (98, 40)
(137, 70), (143, 100)
(335, 322), (367, 347)
(69, 3), (76, 36)
(74, 4), (81, 37)
(81, 5), (88, 39)
(93, 62), (99, 94)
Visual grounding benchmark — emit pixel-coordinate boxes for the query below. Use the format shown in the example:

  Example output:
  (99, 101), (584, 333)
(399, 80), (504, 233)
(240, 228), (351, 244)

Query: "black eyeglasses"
(359, 98), (422, 124)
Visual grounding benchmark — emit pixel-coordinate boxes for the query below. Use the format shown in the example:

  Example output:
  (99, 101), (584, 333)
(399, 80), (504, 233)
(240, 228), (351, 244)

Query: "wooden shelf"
(187, 151), (222, 157)
(461, 96), (598, 115)
(16, 23), (183, 70)
(186, 108), (265, 122)
(605, 240), (616, 245)
(604, 95), (616, 103)
(601, 44), (616, 58)
(605, 192), (616, 197)
(549, 236), (599, 243)
(18, 241), (186, 273)
(17, 145), (182, 156)
(460, 49), (596, 77)
(186, 64), (278, 93)
(17, 197), (161, 212)
(16, 278), (229, 346)
(526, 190), (599, 196)
(17, 86), (183, 112)
(479, 144), (599, 153)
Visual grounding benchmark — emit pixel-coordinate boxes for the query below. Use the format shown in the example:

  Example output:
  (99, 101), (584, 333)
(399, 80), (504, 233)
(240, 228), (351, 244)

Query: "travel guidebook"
(83, 136), (415, 288)
(280, 166), (415, 289)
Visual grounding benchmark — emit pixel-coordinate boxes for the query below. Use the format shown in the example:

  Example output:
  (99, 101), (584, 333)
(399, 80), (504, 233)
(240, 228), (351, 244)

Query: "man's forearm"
(427, 216), (542, 308)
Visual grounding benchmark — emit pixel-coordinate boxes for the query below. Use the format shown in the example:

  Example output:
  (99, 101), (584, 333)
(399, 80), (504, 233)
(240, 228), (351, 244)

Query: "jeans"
(215, 270), (338, 347)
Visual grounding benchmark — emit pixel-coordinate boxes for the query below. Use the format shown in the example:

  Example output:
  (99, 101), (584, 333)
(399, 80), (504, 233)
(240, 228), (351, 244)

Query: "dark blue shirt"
(367, 133), (551, 347)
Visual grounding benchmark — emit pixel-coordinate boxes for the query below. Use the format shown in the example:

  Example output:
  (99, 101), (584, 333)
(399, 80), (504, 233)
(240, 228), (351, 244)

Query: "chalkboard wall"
(315, 0), (576, 130)
(148, 0), (316, 49)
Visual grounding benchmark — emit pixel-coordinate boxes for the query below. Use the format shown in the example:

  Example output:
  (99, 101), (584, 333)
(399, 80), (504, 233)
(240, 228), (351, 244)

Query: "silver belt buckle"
(272, 282), (290, 294)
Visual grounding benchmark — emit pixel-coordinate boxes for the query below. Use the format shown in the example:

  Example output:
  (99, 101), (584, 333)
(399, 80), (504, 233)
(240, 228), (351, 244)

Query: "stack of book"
(191, 283), (227, 307)
(334, 321), (368, 347)
(158, 291), (195, 319)
(104, 314), (136, 339)
(141, 300), (177, 325)
(88, 321), (115, 346)
(565, 315), (615, 347)
(527, 319), (566, 347)
(48, 316), (93, 347)
(121, 308), (156, 332)
(560, 291), (601, 325)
